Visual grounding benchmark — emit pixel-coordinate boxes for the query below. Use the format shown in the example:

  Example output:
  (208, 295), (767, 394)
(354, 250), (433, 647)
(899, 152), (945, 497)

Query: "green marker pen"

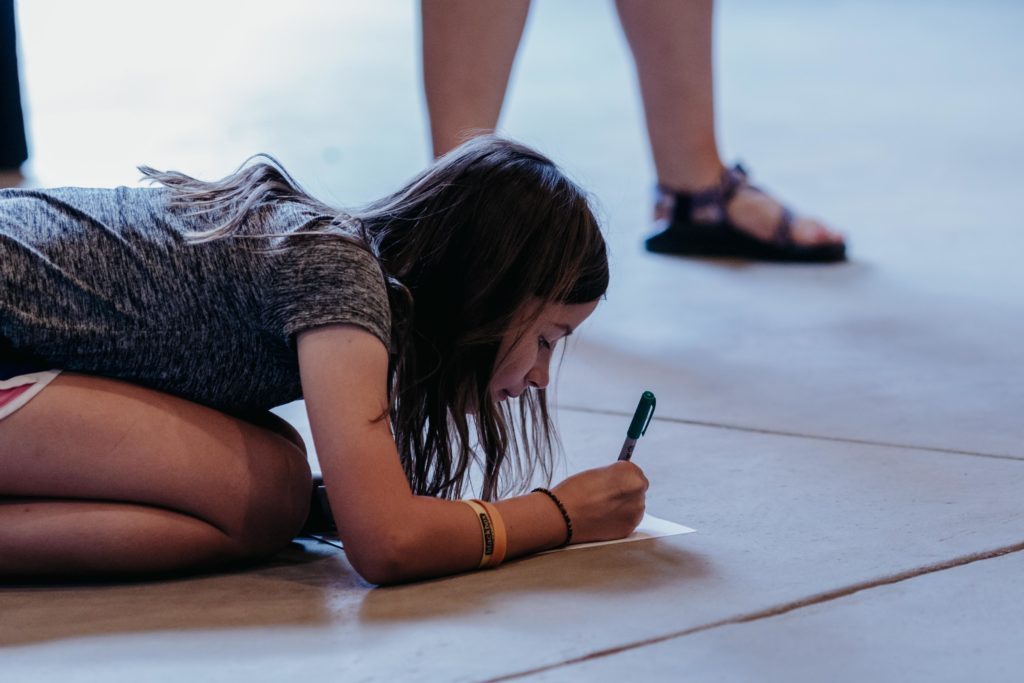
(618, 390), (656, 461)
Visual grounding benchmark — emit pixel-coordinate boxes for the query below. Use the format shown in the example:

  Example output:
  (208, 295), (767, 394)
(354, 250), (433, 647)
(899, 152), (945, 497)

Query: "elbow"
(349, 554), (404, 587)
(343, 530), (416, 586)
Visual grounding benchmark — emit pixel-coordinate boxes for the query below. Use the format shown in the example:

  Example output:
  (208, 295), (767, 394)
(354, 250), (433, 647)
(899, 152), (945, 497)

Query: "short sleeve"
(262, 234), (391, 351)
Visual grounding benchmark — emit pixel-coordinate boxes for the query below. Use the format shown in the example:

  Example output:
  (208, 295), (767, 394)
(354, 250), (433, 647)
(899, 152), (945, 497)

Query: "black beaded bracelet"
(532, 487), (573, 548)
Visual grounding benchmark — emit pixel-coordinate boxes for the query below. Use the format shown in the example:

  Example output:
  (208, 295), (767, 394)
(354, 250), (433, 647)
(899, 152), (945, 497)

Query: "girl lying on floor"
(0, 136), (647, 584)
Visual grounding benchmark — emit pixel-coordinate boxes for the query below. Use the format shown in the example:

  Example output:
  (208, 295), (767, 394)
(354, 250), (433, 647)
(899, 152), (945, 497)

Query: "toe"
(818, 223), (846, 246)
(792, 217), (828, 245)
(797, 217), (844, 245)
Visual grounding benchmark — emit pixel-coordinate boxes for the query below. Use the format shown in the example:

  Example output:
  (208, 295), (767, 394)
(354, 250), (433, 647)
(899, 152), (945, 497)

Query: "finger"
(618, 460), (644, 476)
(626, 462), (650, 491)
(632, 502), (646, 528)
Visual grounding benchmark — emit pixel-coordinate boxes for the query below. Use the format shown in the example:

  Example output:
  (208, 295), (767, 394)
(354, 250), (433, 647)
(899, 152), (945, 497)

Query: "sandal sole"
(645, 223), (847, 264)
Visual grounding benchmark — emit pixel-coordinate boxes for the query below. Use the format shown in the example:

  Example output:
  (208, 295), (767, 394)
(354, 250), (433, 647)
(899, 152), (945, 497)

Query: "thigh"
(0, 373), (312, 547)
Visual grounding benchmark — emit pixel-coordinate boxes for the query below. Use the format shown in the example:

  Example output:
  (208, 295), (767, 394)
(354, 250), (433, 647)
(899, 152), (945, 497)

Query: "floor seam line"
(554, 404), (1024, 462)
(478, 540), (1024, 683)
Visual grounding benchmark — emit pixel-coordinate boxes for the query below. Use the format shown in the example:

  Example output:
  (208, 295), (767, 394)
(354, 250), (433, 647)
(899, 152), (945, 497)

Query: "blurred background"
(5, 1), (1024, 456)
(7, 1), (1023, 277)
(8, 1), (1024, 271)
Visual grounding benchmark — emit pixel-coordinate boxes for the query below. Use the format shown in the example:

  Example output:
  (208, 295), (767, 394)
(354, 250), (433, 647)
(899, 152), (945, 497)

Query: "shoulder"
(263, 230), (393, 352)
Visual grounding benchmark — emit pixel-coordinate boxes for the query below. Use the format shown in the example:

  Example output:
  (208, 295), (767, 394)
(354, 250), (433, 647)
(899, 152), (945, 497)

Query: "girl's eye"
(539, 336), (552, 350)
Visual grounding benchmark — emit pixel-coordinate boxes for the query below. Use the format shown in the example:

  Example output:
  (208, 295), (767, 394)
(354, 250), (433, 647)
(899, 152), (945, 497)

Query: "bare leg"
(0, 373), (312, 578)
(615, 0), (843, 246)
(421, 0), (531, 157)
(0, 500), (242, 577)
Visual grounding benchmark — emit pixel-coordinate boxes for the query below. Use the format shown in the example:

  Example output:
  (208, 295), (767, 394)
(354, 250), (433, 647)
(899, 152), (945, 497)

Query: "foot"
(724, 180), (844, 247)
(646, 164), (847, 262)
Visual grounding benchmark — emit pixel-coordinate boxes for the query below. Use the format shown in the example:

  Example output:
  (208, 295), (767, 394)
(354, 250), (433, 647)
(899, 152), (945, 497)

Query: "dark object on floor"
(645, 164), (846, 263)
(302, 475), (338, 536)
(1, 0), (28, 170)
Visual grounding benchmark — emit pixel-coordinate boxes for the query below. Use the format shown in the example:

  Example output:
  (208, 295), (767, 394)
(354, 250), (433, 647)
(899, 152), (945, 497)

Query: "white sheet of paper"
(541, 513), (695, 554)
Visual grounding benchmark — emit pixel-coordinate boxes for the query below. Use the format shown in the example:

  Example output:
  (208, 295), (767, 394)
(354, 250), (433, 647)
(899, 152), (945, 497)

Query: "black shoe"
(644, 164), (847, 263)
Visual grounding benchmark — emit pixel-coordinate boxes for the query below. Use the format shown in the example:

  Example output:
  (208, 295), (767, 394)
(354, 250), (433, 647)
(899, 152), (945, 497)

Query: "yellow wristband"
(463, 499), (495, 569)
(473, 499), (508, 568)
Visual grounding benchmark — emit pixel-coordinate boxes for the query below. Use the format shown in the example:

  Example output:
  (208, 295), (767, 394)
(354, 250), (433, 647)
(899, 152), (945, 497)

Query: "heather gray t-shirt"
(0, 186), (391, 415)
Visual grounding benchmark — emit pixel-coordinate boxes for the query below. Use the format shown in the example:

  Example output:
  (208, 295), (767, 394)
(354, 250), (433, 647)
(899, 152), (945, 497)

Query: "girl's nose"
(526, 359), (550, 390)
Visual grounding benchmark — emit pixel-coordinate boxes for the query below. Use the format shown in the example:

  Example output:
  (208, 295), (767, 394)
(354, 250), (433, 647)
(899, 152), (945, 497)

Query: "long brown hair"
(142, 136), (608, 500)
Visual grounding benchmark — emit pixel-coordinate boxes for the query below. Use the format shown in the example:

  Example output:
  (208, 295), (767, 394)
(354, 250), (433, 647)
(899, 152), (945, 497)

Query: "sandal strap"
(725, 165), (797, 245)
(774, 206), (795, 245)
(655, 164), (750, 225)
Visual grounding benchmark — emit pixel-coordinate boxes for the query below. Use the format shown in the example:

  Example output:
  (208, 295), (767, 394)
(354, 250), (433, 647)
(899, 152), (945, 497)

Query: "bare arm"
(298, 324), (571, 584)
(298, 325), (649, 583)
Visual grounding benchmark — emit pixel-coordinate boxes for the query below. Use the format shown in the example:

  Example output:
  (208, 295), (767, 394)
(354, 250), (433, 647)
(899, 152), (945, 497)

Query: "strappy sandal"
(644, 164), (846, 263)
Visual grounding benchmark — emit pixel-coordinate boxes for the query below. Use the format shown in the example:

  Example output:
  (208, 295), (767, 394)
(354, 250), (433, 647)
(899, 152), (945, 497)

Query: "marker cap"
(626, 391), (657, 439)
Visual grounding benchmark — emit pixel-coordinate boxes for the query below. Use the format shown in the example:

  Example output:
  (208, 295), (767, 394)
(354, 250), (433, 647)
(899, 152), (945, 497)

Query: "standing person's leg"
(421, 0), (531, 157)
(0, 0), (28, 187)
(0, 373), (312, 578)
(615, 0), (845, 258)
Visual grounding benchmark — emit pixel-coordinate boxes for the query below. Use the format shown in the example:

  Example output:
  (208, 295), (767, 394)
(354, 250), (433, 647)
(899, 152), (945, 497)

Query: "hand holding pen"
(540, 391), (655, 545)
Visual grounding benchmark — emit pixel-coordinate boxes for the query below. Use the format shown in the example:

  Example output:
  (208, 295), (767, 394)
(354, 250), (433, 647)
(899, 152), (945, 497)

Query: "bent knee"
(230, 432), (313, 558)
(240, 410), (308, 457)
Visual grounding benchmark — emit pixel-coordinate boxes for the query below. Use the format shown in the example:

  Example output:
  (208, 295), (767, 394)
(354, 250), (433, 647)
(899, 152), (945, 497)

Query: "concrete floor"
(3, 1), (1023, 681)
